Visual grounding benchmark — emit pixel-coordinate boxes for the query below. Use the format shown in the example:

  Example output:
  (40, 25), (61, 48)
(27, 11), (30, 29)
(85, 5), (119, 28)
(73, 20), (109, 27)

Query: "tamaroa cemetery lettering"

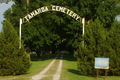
(19, 5), (85, 49)
(22, 5), (81, 23)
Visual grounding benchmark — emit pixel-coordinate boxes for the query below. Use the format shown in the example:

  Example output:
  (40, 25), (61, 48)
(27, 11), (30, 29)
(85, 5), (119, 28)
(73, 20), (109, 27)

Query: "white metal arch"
(19, 5), (85, 48)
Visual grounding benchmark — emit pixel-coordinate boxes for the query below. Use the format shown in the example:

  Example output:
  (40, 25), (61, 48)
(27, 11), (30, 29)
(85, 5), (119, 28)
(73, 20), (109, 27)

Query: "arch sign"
(22, 5), (82, 23)
(19, 5), (85, 48)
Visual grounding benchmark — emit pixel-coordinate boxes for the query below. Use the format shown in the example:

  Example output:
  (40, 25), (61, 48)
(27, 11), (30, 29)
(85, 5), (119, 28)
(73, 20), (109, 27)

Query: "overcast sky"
(0, 1), (14, 32)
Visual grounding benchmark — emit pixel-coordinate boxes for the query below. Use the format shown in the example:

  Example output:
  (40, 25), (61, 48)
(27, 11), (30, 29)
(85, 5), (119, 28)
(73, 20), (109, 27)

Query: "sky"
(0, 1), (14, 32)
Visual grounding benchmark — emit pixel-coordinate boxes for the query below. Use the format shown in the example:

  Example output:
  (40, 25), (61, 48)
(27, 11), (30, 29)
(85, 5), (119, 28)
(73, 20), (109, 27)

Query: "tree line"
(0, 0), (120, 76)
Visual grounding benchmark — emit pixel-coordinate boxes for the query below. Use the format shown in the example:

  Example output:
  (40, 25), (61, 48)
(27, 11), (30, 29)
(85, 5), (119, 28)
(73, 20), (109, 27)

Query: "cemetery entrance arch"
(19, 5), (85, 48)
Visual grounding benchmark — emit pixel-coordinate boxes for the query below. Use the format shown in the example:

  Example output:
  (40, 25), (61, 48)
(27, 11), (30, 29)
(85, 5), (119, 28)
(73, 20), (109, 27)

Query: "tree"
(0, 21), (31, 76)
(74, 18), (120, 76)
(3, 0), (120, 55)
(3, 0), (82, 54)
(74, 18), (108, 75)
(106, 20), (120, 75)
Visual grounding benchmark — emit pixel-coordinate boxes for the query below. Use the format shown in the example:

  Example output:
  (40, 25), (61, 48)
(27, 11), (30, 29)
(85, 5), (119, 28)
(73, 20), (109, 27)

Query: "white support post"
(82, 18), (85, 47)
(19, 18), (22, 49)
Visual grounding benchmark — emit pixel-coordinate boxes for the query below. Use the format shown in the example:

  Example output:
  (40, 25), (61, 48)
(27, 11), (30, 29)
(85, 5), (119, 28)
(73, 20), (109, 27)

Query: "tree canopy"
(3, 0), (119, 54)
(2, 0), (120, 76)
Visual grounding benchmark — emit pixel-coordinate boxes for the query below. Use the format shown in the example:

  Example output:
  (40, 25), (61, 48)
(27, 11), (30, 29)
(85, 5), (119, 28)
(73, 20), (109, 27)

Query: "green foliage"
(3, 0), (120, 54)
(74, 18), (107, 75)
(74, 18), (120, 76)
(0, 21), (31, 76)
(2, 0), (120, 76)
(2, 0), (82, 53)
(106, 21), (120, 75)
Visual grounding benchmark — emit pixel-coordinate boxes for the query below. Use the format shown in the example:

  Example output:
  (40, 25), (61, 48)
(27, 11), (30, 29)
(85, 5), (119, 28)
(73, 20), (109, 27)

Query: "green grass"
(1, 52), (120, 80)
(26, 53), (59, 76)
(60, 53), (120, 80)
(0, 53), (59, 80)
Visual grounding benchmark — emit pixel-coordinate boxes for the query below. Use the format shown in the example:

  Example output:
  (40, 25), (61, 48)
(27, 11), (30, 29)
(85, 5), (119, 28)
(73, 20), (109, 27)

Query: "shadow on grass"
(63, 53), (77, 61)
(30, 53), (59, 61)
(98, 76), (106, 79)
(68, 69), (97, 79)
(30, 50), (77, 62)
(68, 69), (80, 75)
(30, 52), (76, 61)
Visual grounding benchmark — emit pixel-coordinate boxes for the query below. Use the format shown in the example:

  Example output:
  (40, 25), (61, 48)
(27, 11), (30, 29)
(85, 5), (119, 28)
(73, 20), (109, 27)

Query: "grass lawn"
(0, 52), (120, 80)
(60, 53), (120, 80)
(0, 53), (59, 80)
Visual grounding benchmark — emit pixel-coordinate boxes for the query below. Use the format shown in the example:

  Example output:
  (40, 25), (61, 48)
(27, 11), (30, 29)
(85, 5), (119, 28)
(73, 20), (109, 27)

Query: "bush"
(74, 19), (120, 76)
(0, 21), (31, 76)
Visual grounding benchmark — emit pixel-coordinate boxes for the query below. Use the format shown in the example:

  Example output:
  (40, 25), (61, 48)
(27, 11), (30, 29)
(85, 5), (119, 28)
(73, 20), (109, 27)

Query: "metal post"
(82, 18), (85, 47)
(19, 18), (22, 49)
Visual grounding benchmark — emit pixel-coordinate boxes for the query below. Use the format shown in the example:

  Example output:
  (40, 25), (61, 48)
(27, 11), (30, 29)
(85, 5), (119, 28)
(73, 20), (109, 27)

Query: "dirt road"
(32, 53), (63, 80)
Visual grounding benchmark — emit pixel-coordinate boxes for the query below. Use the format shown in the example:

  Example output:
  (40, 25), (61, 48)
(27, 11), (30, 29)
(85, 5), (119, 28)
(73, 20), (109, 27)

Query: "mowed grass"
(60, 53), (120, 80)
(1, 52), (120, 80)
(26, 53), (59, 76)
(0, 53), (59, 80)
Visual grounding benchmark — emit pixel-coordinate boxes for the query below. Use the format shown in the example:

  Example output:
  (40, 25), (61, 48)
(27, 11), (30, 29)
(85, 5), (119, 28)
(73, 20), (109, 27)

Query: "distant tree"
(0, 21), (31, 76)
(3, 0), (120, 55)
(3, 0), (82, 54)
